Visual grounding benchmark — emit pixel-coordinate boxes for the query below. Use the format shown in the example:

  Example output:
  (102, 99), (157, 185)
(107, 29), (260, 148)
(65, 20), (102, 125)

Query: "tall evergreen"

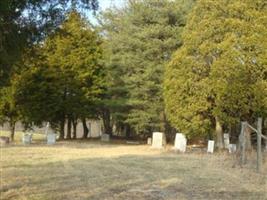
(164, 0), (267, 147)
(100, 0), (195, 137)
(0, 0), (98, 140)
(14, 11), (104, 139)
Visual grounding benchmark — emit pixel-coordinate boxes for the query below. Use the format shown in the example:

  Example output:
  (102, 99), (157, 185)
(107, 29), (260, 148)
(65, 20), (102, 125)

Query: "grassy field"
(1, 134), (267, 200)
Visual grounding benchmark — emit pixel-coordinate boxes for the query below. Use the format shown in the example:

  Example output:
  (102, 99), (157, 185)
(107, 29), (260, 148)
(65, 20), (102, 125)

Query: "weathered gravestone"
(152, 132), (166, 148)
(101, 134), (110, 142)
(228, 144), (237, 153)
(22, 133), (32, 144)
(0, 136), (10, 145)
(46, 123), (56, 145)
(224, 133), (230, 149)
(207, 140), (215, 153)
(173, 133), (187, 152)
(147, 137), (152, 145)
(47, 133), (56, 145)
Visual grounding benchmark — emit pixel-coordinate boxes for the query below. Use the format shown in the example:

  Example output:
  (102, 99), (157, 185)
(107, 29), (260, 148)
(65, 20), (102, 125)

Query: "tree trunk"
(125, 124), (131, 139)
(59, 117), (65, 140)
(66, 116), (72, 139)
(9, 121), (15, 142)
(264, 118), (267, 150)
(102, 109), (112, 136)
(244, 125), (252, 150)
(82, 118), (88, 139)
(215, 116), (224, 150)
(72, 118), (77, 139)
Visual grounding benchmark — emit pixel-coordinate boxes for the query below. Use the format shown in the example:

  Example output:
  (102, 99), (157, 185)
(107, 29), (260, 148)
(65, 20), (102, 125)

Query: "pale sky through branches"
(86, 0), (125, 24)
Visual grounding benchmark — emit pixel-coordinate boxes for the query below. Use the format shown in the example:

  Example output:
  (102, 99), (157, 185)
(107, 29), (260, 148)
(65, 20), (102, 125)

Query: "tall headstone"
(207, 140), (215, 153)
(152, 132), (166, 148)
(224, 133), (230, 149)
(173, 133), (187, 152)
(101, 134), (110, 142)
(46, 122), (56, 145)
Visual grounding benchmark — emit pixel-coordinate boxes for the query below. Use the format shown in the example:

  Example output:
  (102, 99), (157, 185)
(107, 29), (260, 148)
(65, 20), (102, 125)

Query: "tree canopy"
(100, 0), (195, 137)
(12, 11), (104, 139)
(164, 0), (267, 144)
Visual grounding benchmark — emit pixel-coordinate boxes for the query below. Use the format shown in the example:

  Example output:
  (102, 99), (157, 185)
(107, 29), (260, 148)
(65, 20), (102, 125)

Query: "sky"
(86, 0), (125, 24)
(98, 0), (125, 10)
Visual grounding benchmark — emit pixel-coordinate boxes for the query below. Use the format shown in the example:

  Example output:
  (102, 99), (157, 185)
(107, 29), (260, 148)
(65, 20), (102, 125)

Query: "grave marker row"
(150, 132), (237, 154)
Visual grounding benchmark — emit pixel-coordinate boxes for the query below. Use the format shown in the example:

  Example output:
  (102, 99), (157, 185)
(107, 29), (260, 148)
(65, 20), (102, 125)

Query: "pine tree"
(100, 0), (195, 137)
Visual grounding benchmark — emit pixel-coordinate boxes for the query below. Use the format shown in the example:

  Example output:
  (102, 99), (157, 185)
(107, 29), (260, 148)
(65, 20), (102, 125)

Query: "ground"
(0, 132), (267, 200)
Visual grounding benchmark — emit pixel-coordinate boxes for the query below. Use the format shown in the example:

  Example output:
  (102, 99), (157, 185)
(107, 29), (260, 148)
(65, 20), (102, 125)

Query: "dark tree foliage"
(0, 0), (98, 87)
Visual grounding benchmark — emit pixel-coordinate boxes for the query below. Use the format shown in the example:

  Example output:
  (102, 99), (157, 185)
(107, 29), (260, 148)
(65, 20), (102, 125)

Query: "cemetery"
(1, 120), (267, 199)
(1, 0), (267, 199)
(1, 130), (267, 200)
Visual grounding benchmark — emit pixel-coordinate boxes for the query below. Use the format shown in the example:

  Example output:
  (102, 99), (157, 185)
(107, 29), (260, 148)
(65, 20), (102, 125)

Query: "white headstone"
(101, 134), (110, 142)
(173, 133), (187, 152)
(47, 134), (56, 145)
(45, 122), (56, 145)
(224, 133), (230, 149)
(147, 137), (152, 145)
(228, 144), (237, 153)
(207, 140), (215, 153)
(152, 132), (166, 148)
(22, 133), (32, 144)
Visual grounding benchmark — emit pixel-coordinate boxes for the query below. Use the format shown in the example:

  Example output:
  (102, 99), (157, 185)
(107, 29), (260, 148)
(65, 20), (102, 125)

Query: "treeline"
(0, 0), (266, 148)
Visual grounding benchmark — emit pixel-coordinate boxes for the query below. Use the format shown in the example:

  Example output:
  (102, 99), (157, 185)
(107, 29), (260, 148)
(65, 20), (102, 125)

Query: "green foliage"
(0, 1), (99, 133)
(14, 11), (104, 127)
(0, 87), (19, 125)
(0, 0), (99, 87)
(100, 0), (195, 135)
(164, 0), (267, 138)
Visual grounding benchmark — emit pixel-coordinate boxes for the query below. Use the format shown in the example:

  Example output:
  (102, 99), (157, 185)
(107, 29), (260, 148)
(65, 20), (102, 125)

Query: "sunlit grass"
(1, 141), (266, 200)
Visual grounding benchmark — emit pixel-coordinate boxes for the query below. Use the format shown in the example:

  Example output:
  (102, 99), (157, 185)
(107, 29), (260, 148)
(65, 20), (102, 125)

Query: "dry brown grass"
(1, 139), (267, 200)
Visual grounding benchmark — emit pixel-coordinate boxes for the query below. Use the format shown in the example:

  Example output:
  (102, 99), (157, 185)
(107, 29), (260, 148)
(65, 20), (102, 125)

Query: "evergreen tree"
(0, 0), (98, 141)
(164, 0), (267, 148)
(0, 0), (99, 87)
(14, 11), (104, 139)
(100, 0), (195, 137)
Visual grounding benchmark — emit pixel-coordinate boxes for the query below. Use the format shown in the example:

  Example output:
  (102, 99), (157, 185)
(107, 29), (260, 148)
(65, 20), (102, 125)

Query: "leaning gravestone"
(147, 137), (152, 145)
(46, 122), (56, 145)
(22, 133), (32, 144)
(152, 132), (166, 148)
(224, 133), (230, 149)
(207, 140), (215, 153)
(101, 134), (110, 142)
(173, 133), (187, 152)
